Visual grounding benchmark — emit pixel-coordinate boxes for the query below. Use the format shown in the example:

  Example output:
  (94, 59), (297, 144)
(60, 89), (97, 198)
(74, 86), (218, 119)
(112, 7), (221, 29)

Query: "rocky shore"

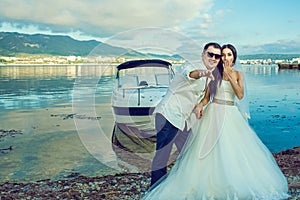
(0, 147), (299, 199)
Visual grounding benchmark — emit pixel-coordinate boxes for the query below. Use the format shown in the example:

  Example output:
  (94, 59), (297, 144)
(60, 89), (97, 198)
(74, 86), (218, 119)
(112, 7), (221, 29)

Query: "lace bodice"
(214, 80), (235, 101)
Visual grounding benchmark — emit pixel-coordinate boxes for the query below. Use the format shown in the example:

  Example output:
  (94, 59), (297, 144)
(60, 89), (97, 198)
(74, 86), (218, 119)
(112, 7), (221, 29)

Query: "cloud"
(0, 0), (212, 39)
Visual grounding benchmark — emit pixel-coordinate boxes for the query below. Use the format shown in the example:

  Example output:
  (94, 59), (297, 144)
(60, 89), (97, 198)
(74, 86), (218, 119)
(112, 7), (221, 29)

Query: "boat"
(111, 59), (175, 170)
(278, 63), (300, 70)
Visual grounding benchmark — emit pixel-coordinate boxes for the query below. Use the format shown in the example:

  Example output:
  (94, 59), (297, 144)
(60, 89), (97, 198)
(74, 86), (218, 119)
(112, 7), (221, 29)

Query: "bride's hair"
(222, 44), (237, 64)
(208, 44), (237, 99)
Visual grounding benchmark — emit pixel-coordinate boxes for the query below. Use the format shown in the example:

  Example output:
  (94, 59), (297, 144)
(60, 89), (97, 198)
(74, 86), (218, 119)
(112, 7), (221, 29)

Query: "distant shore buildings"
(240, 57), (300, 65)
(0, 55), (300, 66)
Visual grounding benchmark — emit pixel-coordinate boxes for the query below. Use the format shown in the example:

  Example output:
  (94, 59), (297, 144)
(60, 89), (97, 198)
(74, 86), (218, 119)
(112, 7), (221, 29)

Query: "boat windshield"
(118, 66), (172, 88)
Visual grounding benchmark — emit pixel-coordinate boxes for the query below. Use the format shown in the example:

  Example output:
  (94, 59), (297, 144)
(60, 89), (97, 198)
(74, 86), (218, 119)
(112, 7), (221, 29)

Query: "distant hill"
(0, 32), (128, 56)
(3, 32), (298, 61)
(0, 32), (182, 60)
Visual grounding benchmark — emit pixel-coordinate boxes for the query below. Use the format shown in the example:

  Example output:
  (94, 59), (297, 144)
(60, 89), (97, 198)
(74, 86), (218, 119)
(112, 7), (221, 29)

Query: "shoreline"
(0, 147), (299, 199)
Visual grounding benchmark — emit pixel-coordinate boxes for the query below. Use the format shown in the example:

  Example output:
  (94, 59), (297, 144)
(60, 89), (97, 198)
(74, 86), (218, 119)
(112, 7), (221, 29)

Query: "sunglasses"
(206, 52), (222, 59)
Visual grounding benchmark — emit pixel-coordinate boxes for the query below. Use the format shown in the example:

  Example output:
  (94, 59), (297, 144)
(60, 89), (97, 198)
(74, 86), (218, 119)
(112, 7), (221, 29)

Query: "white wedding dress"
(142, 81), (289, 200)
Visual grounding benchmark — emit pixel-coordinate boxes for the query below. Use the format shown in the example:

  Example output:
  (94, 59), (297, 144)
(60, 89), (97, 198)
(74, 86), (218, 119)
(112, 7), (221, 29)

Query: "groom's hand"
(189, 69), (214, 80)
(198, 70), (215, 81)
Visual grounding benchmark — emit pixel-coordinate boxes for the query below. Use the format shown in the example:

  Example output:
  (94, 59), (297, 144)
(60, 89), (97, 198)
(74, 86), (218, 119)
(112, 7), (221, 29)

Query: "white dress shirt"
(154, 67), (207, 131)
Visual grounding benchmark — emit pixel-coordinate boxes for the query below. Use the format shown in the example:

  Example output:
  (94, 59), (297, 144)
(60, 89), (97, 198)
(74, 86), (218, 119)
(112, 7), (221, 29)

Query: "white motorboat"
(111, 59), (174, 168)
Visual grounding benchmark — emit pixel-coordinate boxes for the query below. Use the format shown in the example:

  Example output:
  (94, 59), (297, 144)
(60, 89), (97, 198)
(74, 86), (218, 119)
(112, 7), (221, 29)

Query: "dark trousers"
(150, 114), (190, 186)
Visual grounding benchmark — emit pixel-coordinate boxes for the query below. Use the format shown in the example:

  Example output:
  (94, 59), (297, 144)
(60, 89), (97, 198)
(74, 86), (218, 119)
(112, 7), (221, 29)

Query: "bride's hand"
(223, 61), (232, 78)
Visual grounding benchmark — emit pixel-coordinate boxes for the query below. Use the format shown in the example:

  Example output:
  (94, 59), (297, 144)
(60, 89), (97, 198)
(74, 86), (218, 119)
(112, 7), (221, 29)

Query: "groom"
(150, 42), (222, 186)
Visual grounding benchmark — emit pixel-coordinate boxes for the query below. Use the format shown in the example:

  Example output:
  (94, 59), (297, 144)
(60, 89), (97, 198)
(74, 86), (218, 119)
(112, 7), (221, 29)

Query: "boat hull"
(111, 85), (168, 138)
(110, 59), (175, 170)
(112, 106), (156, 138)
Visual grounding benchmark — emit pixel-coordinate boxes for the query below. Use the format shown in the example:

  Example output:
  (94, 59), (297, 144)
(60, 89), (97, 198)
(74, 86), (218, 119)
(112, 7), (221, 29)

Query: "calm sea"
(0, 64), (299, 153)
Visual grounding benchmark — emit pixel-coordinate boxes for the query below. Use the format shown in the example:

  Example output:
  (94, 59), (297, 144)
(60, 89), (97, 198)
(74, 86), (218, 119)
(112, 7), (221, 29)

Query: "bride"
(142, 44), (289, 199)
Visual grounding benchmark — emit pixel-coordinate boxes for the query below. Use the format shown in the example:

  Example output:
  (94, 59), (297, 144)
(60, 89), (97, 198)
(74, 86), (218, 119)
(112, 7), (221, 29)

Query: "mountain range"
(0, 32), (299, 60)
(0, 32), (126, 56)
(0, 32), (182, 60)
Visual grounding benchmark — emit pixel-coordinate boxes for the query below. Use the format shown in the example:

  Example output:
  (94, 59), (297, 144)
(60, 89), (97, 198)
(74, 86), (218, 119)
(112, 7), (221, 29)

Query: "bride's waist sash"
(213, 98), (234, 106)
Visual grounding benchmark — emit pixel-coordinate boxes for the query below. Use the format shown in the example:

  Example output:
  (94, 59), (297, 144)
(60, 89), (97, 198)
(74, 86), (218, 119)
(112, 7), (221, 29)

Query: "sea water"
(0, 64), (299, 152)
(244, 65), (299, 152)
(0, 64), (299, 181)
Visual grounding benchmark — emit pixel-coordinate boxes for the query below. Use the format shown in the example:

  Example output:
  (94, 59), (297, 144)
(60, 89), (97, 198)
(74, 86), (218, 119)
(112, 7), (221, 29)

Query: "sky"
(0, 0), (300, 55)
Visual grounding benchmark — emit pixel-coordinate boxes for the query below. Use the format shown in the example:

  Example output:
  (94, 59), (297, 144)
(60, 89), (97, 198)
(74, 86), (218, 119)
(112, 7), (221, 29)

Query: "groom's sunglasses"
(206, 52), (222, 59)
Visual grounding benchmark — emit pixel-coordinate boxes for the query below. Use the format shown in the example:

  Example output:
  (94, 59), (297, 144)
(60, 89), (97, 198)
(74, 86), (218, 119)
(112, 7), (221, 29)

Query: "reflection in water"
(242, 64), (279, 76)
(0, 65), (117, 110)
(0, 65), (117, 79)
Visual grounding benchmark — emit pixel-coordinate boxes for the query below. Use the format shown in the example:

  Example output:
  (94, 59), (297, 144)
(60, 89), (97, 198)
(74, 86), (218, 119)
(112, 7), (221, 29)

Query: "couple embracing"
(142, 42), (289, 199)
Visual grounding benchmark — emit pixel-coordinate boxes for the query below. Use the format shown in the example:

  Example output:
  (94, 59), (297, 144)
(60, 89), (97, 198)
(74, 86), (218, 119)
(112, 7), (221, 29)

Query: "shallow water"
(244, 65), (300, 152)
(0, 64), (299, 181)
